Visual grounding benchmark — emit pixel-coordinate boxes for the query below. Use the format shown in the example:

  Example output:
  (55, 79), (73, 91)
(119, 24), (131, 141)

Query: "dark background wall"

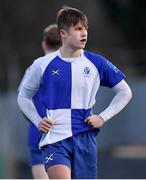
(0, 0), (146, 178)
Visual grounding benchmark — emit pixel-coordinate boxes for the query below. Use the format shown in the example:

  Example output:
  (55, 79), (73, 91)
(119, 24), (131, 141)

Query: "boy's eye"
(75, 27), (84, 31)
(85, 26), (88, 30)
(75, 27), (81, 30)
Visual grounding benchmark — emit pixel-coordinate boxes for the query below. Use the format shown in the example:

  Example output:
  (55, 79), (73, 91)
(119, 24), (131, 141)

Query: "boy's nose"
(82, 30), (87, 36)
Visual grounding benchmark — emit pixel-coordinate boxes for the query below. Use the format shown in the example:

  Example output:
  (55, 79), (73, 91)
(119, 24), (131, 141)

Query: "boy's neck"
(60, 46), (82, 58)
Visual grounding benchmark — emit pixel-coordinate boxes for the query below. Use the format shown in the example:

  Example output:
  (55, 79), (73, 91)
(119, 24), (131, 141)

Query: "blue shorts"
(42, 131), (98, 179)
(28, 144), (45, 166)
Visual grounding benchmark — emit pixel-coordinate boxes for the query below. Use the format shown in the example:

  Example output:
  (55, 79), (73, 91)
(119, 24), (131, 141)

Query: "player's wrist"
(98, 114), (106, 123)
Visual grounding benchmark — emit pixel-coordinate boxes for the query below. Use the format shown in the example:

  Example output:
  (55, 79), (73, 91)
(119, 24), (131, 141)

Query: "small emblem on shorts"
(45, 154), (54, 163)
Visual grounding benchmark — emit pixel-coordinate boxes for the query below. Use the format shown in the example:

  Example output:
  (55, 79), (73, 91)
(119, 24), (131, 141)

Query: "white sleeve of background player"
(17, 61), (43, 128)
(18, 65), (32, 92)
(99, 79), (132, 122)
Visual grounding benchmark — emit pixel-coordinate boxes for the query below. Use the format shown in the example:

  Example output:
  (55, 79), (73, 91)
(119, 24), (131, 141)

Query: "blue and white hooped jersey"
(24, 49), (125, 147)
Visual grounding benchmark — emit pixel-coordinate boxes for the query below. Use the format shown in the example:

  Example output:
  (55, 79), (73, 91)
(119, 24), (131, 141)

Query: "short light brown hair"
(43, 24), (62, 50)
(56, 6), (88, 31)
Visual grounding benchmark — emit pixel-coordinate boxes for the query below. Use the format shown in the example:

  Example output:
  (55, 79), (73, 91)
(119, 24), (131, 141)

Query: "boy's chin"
(81, 45), (86, 49)
(73, 44), (86, 50)
(78, 44), (86, 49)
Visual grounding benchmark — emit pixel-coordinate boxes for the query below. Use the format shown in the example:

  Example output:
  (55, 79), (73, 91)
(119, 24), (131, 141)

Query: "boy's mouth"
(80, 39), (86, 43)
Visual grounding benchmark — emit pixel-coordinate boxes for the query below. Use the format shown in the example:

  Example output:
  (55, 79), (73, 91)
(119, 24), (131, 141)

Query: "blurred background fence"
(0, 0), (146, 178)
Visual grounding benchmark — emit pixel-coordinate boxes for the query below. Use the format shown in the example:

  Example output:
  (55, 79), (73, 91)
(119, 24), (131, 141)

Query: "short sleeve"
(99, 56), (125, 88)
(21, 60), (42, 91)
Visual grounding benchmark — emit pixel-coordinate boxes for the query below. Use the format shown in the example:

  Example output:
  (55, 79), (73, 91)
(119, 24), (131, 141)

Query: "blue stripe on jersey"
(28, 123), (42, 145)
(28, 93), (44, 146)
(84, 50), (125, 88)
(42, 56), (71, 109)
(33, 90), (47, 118)
(71, 109), (100, 135)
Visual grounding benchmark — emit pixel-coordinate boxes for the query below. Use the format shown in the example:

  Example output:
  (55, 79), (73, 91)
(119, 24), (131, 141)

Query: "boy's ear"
(41, 41), (48, 52)
(60, 29), (67, 38)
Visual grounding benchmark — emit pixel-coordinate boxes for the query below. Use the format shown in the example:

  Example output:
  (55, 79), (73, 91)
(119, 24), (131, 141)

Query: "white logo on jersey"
(45, 154), (54, 163)
(52, 70), (59, 75)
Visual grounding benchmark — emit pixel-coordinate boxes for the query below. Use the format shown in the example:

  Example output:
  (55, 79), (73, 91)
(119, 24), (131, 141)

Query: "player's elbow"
(124, 86), (132, 104)
(17, 94), (21, 108)
(128, 88), (132, 100)
(17, 93), (23, 110)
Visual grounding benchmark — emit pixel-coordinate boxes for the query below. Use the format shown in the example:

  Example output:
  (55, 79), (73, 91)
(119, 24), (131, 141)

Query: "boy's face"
(61, 22), (88, 49)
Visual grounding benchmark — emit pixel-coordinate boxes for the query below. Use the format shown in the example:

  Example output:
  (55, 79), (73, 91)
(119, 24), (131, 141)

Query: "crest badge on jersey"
(83, 67), (91, 77)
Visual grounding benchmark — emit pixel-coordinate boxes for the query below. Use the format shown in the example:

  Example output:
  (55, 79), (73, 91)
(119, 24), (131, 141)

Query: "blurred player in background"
(18, 24), (61, 179)
(18, 6), (132, 179)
